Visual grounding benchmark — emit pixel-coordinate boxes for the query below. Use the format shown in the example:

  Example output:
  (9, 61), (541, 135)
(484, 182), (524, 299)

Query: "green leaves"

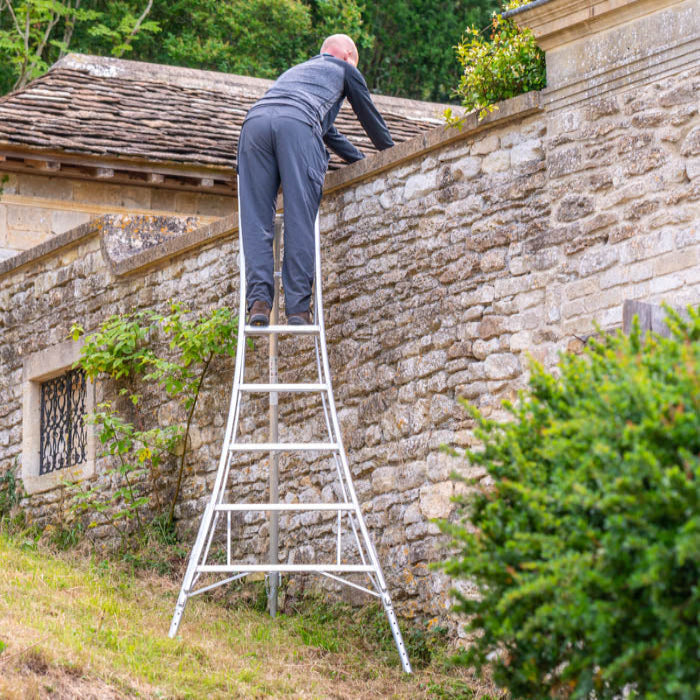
(445, 2), (545, 123)
(441, 305), (700, 698)
(70, 302), (242, 545)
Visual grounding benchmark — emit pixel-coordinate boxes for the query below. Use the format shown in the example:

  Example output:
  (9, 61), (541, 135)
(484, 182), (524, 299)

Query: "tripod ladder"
(168, 184), (412, 674)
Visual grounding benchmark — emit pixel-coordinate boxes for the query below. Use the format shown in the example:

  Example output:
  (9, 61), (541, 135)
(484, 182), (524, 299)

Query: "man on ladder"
(237, 33), (395, 327)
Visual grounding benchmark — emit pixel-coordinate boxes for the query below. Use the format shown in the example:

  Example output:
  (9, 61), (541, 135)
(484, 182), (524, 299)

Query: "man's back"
(246, 53), (393, 156)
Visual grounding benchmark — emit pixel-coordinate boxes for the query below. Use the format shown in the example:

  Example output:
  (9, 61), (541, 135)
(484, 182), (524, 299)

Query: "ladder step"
(245, 324), (320, 335)
(215, 503), (354, 512)
(198, 564), (375, 573)
(229, 442), (339, 452)
(239, 383), (327, 392)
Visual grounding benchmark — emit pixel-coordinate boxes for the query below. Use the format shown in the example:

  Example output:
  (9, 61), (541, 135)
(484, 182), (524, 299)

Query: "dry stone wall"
(0, 65), (698, 624)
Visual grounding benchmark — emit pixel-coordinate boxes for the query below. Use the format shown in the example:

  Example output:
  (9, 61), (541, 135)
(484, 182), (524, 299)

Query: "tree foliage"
(441, 307), (700, 699)
(360, 0), (499, 103)
(0, 0), (160, 93)
(0, 0), (501, 102)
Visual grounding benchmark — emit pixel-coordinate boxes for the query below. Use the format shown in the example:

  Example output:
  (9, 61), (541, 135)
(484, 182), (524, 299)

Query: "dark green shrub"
(445, 0), (545, 123)
(441, 307), (700, 698)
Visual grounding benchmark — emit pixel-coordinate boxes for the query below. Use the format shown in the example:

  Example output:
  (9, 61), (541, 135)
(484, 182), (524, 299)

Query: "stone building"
(0, 0), (698, 623)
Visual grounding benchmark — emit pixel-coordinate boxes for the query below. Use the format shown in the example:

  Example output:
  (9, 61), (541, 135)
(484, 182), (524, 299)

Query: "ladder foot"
(169, 591), (189, 638)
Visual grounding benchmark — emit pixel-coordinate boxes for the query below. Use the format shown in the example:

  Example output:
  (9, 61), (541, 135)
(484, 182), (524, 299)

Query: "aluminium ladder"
(168, 183), (412, 674)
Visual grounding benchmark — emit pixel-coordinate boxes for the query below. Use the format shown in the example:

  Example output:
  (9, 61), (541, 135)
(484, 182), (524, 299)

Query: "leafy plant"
(0, 460), (22, 520)
(66, 405), (181, 549)
(441, 306), (700, 698)
(445, 0), (545, 123)
(70, 303), (241, 539)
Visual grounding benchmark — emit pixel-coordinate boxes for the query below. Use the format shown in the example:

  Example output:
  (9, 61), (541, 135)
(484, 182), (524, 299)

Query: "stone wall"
(0, 172), (233, 260)
(1, 22), (698, 624)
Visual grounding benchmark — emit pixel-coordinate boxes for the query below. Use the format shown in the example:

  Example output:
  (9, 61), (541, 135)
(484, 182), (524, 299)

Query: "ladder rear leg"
(169, 501), (217, 637)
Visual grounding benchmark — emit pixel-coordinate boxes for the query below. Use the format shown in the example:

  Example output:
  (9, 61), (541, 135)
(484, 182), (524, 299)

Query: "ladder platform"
(230, 442), (339, 452)
(197, 564), (375, 573)
(245, 324), (320, 335)
(239, 382), (328, 393)
(214, 502), (353, 512)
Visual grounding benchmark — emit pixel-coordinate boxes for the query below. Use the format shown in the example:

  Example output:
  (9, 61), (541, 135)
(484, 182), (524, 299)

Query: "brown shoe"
(249, 300), (271, 326)
(287, 310), (312, 325)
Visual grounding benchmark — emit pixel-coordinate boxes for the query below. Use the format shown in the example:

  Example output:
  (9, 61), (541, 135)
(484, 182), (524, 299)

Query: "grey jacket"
(245, 53), (394, 163)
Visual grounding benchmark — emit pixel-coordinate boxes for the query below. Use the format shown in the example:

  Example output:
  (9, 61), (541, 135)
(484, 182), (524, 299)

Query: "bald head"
(321, 34), (359, 67)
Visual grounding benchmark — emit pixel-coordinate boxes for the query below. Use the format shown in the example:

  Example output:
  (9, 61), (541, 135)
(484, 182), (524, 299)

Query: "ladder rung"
(215, 503), (354, 512)
(198, 564), (375, 573)
(239, 383), (327, 392)
(245, 324), (320, 335)
(229, 442), (338, 452)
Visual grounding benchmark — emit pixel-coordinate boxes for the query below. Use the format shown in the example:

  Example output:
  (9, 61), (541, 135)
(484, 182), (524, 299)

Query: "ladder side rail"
(169, 178), (251, 638)
(313, 213), (412, 674)
(312, 333), (372, 573)
(311, 234), (376, 579)
(312, 214), (384, 583)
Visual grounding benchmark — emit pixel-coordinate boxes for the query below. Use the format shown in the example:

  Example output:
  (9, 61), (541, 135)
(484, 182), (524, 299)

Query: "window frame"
(21, 339), (96, 495)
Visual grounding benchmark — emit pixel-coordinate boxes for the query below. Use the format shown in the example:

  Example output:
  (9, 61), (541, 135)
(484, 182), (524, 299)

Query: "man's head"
(321, 34), (359, 67)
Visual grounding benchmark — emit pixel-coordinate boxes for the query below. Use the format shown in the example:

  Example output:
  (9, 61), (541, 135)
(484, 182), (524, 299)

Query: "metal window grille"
(39, 368), (87, 476)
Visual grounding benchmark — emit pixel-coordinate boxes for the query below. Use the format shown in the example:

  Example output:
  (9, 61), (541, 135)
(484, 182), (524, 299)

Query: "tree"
(441, 307), (700, 698)
(0, 0), (159, 93)
(360, 0), (500, 103)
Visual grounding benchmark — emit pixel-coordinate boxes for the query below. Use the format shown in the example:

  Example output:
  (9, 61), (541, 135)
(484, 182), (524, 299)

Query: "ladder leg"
(169, 499), (217, 637)
(381, 593), (413, 674)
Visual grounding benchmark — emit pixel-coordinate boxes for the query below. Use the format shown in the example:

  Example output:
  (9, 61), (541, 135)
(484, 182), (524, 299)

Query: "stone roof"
(0, 54), (446, 175)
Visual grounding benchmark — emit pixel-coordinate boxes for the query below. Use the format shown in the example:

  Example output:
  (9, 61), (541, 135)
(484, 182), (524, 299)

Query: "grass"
(0, 531), (500, 699)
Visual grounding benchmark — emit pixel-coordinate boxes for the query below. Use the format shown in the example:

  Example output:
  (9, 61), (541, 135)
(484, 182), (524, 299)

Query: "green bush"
(445, 0), (545, 123)
(441, 306), (700, 699)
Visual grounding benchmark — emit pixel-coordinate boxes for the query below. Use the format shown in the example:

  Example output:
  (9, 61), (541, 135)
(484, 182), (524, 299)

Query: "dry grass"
(0, 534), (500, 699)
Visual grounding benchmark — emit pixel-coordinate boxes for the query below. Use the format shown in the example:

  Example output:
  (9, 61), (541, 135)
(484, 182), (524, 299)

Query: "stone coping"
(0, 218), (101, 279)
(0, 90), (541, 281)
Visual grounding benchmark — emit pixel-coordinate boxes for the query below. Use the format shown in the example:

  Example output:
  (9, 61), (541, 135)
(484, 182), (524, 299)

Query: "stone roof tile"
(0, 54), (446, 172)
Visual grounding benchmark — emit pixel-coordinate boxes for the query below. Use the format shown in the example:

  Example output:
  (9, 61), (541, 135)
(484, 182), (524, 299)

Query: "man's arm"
(323, 125), (365, 163)
(344, 64), (394, 151)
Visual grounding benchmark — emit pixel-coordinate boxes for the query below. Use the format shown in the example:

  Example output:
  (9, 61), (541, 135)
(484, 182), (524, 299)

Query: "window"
(22, 340), (95, 495)
(39, 368), (88, 475)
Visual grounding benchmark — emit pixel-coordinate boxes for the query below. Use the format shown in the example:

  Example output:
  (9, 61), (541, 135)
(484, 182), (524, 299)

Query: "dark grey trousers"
(237, 109), (328, 315)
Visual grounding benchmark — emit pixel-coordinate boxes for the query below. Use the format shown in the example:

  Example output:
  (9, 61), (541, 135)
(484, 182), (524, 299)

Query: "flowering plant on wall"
(444, 0), (545, 124)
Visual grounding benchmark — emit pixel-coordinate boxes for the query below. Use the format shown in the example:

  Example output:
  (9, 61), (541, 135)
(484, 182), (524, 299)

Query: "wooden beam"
(24, 158), (60, 171)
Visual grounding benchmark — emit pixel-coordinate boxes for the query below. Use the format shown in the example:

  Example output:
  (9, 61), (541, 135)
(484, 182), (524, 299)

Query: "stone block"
(654, 249), (697, 277)
(680, 126), (700, 157)
(0, 204), (6, 245)
(649, 274), (683, 295)
(509, 330), (532, 352)
(579, 247), (619, 276)
(16, 174), (73, 199)
(685, 158), (700, 180)
(484, 353), (520, 379)
(6, 205), (52, 231)
(419, 481), (454, 520)
(372, 466), (396, 494)
(452, 155), (481, 180)
(471, 134), (499, 155)
(480, 249), (506, 272)
(404, 171), (437, 200)
(481, 150), (511, 173)
(556, 195), (595, 222)
(51, 209), (92, 234)
(511, 139), (543, 166)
